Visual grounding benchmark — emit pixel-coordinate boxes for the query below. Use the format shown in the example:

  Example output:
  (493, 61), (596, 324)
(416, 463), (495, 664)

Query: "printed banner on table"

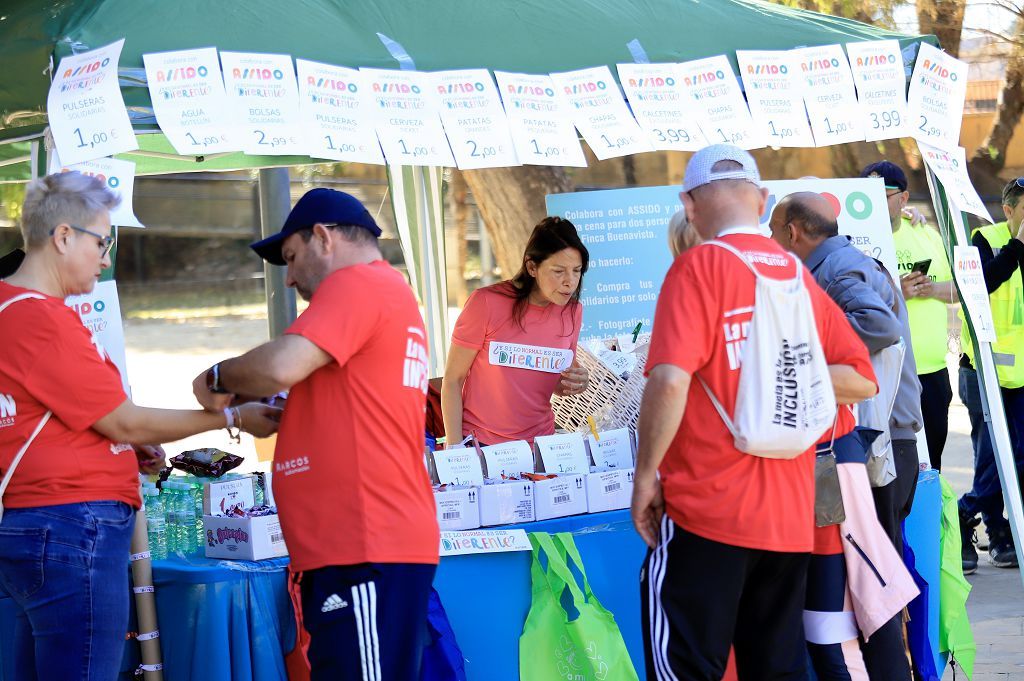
(494, 71), (586, 167)
(953, 246), (997, 342)
(47, 39), (137, 166)
(547, 178), (900, 340)
(549, 66), (652, 160)
(676, 55), (761, 150)
(295, 60), (384, 164)
(66, 280), (130, 395)
(143, 47), (237, 155)
(220, 52), (305, 156)
(360, 68), (455, 167)
(429, 69), (519, 169)
(908, 43), (968, 152)
(794, 45), (863, 146)
(845, 40), (913, 142)
(439, 529), (531, 556)
(616, 62), (707, 151)
(736, 50), (815, 147)
(917, 141), (994, 222)
(48, 153), (144, 228)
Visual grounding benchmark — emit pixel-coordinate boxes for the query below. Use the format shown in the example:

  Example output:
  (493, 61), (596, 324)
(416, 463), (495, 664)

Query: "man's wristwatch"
(206, 363), (230, 394)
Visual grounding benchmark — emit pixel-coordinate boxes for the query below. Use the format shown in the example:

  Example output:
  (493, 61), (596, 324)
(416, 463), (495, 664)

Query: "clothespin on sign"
(587, 416), (601, 442)
(631, 322), (643, 344)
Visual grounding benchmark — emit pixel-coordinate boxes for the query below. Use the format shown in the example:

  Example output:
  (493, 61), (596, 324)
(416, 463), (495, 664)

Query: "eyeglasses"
(50, 224), (116, 258)
(885, 190), (905, 198)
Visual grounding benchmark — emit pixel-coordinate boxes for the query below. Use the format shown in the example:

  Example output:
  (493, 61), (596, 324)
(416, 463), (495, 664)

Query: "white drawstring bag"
(858, 339), (905, 488)
(697, 241), (837, 459)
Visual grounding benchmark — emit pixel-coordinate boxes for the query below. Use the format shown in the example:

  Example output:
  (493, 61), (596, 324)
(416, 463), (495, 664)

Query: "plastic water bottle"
(143, 488), (168, 560)
(178, 483), (197, 555)
(162, 483), (180, 554)
(190, 481), (204, 552)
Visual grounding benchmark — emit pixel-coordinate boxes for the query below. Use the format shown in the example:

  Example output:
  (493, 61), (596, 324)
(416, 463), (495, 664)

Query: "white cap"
(682, 144), (761, 193)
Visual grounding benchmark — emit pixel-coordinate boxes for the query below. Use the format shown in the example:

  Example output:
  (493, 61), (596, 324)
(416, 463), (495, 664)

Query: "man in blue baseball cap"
(193, 187), (440, 679)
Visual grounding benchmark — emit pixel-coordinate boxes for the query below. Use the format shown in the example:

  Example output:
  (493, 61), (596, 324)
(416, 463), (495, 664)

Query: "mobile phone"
(910, 259), (931, 276)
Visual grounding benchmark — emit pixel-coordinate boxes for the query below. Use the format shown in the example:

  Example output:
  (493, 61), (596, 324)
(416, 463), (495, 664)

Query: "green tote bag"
(519, 532), (639, 681)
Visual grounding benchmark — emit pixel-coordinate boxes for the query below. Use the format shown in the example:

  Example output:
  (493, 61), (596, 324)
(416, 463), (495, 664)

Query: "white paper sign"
(429, 69), (519, 169)
(47, 39), (138, 166)
(953, 246), (997, 342)
(535, 433), (589, 475)
(494, 71), (587, 167)
(488, 341), (573, 374)
(917, 142), (994, 222)
(908, 43), (968, 152)
(360, 68), (456, 167)
(48, 153), (143, 228)
(66, 280), (130, 394)
(549, 66), (652, 160)
(617, 63), (708, 151)
(736, 51), (815, 147)
(142, 48), (237, 155)
(794, 45), (863, 146)
(587, 428), (634, 469)
(481, 441), (535, 478)
(439, 529), (531, 556)
(220, 52), (304, 156)
(294, 60), (384, 164)
(845, 40), (913, 142)
(676, 56), (761, 150)
(432, 448), (485, 486)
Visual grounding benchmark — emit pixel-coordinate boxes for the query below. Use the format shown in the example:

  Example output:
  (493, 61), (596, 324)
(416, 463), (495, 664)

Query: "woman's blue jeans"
(0, 501), (135, 681)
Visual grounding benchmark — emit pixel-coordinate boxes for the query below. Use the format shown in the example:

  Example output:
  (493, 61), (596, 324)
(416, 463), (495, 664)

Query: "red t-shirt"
(0, 282), (135, 509)
(451, 283), (582, 444)
(273, 261), (439, 571)
(646, 231), (875, 553)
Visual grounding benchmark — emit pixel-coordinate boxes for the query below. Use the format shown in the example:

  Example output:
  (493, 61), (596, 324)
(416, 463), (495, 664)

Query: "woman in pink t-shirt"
(441, 217), (590, 445)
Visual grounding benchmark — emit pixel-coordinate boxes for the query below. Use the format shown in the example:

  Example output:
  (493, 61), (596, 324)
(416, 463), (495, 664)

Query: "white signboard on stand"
(220, 52), (305, 156)
(66, 280), (130, 394)
(143, 47), (237, 155)
(794, 45), (863, 146)
(296, 60), (384, 165)
(617, 63), (708, 151)
(494, 71), (587, 167)
(908, 43), (968, 152)
(47, 39), (137, 165)
(360, 68), (456, 167)
(676, 55), (761, 149)
(736, 50), (815, 147)
(429, 69), (519, 169)
(918, 141), (994, 223)
(845, 40), (913, 142)
(49, 153), (143, 228)
(954, 246), (998, 342)
(550, 66), (652, 160)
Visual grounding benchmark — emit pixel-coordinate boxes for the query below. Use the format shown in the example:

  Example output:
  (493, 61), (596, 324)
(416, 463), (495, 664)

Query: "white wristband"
(223, 407), (235, 429)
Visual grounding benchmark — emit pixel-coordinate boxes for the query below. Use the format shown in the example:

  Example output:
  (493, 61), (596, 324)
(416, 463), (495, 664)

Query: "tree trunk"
(969, 36), (1024, 192)
(916, 0), (966, 57)
(446, 170), (470, 306)
(461, 166), (575, 278)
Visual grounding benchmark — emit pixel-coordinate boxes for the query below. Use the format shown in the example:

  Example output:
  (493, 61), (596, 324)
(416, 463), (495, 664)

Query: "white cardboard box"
(478, 479), (535, 526)
(534, 474), (588, 521)
(203, 514), (288, 561)
(434, 485), (481, 531)
(585, 467), (635, 513)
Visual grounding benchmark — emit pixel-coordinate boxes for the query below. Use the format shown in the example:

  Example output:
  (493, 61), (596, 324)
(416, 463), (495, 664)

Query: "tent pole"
(411, 166), (446, 378)
(926, 167), (1024, 588)
(258, 168), (297, 338)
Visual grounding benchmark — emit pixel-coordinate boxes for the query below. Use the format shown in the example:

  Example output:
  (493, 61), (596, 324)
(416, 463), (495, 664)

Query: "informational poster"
(845, 40), (914, 142)
(676, 55), (761, 150)
(295, 60), (384, 164)
(549, 66), (652, 160)
(66, 280), (130, 394)
(617, 62), (708, 151)
(48, 153), (144, 228)
(220, 52), (305, 155)
(794, 45), (863, 146)
(953, 246), (997, 342)
(429, 69), (519, 169)
(47, 39), (138, 166)
(493, 71), (586, 167)
(143, 47), (237, 155)
(907, 43), (968, 152)
(360, 68), (456, 167)
(918, 141), (994, 222)
(547, 178), (900, 339)
(736, 50), (815, 147)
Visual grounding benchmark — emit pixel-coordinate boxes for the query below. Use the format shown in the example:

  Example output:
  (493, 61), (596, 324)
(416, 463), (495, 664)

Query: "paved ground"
(122, 316), (1024, 680)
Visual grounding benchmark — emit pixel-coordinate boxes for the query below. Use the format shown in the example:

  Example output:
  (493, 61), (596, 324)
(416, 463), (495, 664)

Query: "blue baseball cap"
(250, 188), (381, 265)
(860, 161), (907, 192)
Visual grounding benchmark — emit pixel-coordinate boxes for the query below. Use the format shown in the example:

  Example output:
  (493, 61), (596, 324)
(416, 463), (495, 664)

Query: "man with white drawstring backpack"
(631, 144), (879, 681)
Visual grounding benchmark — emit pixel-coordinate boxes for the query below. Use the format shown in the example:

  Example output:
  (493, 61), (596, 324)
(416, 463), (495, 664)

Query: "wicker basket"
(551, 344), (648, 434)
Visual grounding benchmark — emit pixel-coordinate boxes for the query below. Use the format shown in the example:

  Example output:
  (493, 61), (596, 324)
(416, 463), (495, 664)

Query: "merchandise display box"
(203, 514), (288, 561)
(585, 467), (635, 513)
(479, 479), (536, 526)
(534, 474), (588, 521)
(434, 485), (482, 530)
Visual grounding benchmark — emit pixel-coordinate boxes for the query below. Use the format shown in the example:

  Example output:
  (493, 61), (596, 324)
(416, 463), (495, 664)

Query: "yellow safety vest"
(962, 222), (1024, 388)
